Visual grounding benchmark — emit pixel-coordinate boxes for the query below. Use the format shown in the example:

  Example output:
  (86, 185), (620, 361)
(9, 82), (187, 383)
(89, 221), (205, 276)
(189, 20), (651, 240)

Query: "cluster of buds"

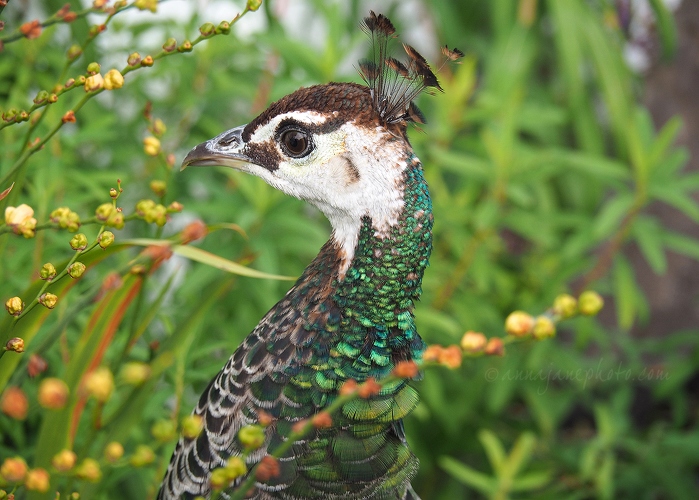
(33, 90), (58, 106)
(504, 311), (555, 339)
(339, 377), (381, 398)
(143, 136), (161, 156)
(5, 204), (37, 238)
(20, 20), (42, 39)
(255, 455), (280, 482)
(2, 108), (30, 123)
(50, 207), (80, 232)
(55, 4), (78, 23)
(135, 199), (170, 226)
(423, 344), (463, 368)
(95, 203), (124, 229)
(210, 456), (247, 491)
(134, 0), (157, 13)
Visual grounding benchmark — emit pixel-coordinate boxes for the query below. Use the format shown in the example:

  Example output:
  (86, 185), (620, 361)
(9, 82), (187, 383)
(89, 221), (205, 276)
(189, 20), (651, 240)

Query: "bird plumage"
(159, 11), (460, 499)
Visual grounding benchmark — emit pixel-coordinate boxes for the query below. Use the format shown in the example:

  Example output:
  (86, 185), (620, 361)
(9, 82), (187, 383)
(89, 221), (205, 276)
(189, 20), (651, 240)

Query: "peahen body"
(159, 12), (461, 500)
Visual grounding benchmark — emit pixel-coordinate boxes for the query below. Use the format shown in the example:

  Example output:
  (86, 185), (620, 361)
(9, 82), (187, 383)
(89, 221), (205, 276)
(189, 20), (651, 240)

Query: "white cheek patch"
(248, 111), (328, 144)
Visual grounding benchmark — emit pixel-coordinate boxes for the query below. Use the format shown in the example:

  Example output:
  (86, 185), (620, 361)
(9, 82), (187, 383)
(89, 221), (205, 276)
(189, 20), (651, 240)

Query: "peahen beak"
(181, 124), (251, 171)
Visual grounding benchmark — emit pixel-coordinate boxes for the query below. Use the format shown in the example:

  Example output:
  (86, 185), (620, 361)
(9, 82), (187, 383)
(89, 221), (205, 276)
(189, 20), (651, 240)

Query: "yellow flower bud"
(0, 456), (27, 482)
(5, 298), (23, 317)
(83, 367), (114, 403)
(84, 73), (104, 92)
(134, 0), (157, 13)
(75, 458), (101, 482)
(181, 415), (204, 439)
(39, 293), (58, 309)
(40, 262), (57, 280)
(150, 180), (166, 197)
(25, 468), (50, 492)
(143, 136), (161, 156)
(151, 419), (178, 442)
(460, 331), (487, 353)
(52, 449), (77, 472)
(247, 0), (262, 11)
(127, 52), (141, 66)
(120, 361), (150, 385)
(532, 315), (556, 339)
(104, 442), (124, 463)
(152, 118), (166, 137)
(504, 311), (534, 337)
(5, 204), (37, 238)
(109, 187), (118, 199)
(129, 445), (155, 467)
(86, 62), (101, 75)
(578, 291), (604, 316)
(68, 262), (86, 279)
(224, 456), (246, 481)
(38, 378), (70, 409)
(98, 231), (115, 249)
(95, 203), (114, 221)
(107, 210), (124, 229)
(237, 425), (265, 450)
(103, 69), (124, 90)
(70, 233), (88, 251)
(553, 294), (577, 319)
(210, 467), (230, 491)
(4, 337), (24, 352)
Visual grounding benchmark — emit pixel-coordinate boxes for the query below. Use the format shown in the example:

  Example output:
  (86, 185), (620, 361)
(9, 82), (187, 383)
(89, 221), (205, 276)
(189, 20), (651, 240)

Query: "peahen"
(159, 11), (461, 499)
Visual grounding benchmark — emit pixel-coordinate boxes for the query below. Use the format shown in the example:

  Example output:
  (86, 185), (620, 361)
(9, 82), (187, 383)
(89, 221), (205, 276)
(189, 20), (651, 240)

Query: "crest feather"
(357, 11), (462, 125)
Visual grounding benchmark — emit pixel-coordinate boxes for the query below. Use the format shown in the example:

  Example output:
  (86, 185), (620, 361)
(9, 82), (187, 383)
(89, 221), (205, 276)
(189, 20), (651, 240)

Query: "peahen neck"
(288, 154), (432, 383)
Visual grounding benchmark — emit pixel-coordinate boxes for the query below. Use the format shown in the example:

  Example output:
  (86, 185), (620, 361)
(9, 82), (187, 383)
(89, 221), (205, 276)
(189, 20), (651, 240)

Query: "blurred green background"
(1, 0), (698, 498)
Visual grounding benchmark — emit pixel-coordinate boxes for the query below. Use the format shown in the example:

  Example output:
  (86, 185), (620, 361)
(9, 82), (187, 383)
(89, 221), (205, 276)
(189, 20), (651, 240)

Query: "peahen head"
(182, 12), (462, 271)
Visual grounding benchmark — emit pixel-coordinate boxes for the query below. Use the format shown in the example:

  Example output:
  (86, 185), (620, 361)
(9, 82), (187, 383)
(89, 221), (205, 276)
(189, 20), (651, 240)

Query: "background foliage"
(1, 0), (698, 498)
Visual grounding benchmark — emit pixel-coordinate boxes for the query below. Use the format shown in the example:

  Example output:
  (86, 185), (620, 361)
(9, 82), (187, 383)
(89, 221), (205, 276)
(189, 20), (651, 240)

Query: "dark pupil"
(283, 130), (307, 156)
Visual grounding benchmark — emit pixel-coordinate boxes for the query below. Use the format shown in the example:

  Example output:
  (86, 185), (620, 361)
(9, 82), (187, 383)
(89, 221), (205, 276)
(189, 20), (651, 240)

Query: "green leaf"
(478, 429), (506, 473)
(663, 231), (699, 260)
(648, 0), (679, 60)
(593, 194), (634, 240)
(613, 255), (639, 329)
(439, 456), (495, 495)
(632, 216), (667, 274)
(120, 239), (295, 281)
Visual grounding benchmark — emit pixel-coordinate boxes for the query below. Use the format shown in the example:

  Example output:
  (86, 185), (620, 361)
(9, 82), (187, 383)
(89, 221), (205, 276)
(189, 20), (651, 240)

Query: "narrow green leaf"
(612, 255), (638, 330)
(632, 217), (667, 274)
(478, 429), (507, 473)
(439, 456), (496, 495)
(501, 431), (537, 481)
(648, 0), (679, 60)
(662, 231), (699, 260)
(511, 470), (553, 491)
(593, 194), (634, 240)
(120, 239), (295, 281)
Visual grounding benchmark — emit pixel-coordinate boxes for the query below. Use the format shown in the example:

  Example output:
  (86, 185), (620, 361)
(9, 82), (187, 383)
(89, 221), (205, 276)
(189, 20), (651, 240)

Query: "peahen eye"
(280, 129), (312, 158)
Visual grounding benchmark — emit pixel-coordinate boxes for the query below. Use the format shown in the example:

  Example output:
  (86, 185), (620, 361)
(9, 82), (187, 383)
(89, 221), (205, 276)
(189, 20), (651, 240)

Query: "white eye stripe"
(249, 111), (328, 144)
